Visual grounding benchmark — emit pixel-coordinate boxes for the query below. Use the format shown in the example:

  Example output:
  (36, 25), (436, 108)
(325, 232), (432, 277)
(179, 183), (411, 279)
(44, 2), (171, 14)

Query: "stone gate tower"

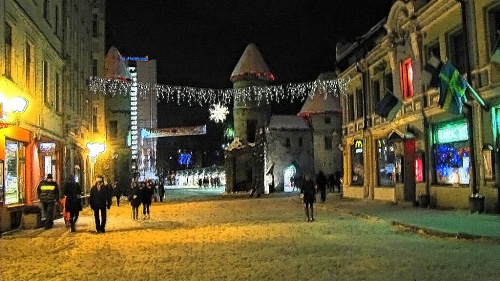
(225, 43), (273, 193)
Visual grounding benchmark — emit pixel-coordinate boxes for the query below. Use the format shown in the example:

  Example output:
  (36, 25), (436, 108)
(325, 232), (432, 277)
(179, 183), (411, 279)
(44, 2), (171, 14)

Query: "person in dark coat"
(158, 180), (165, 202)
(129, 181), (142, 220)
(89, 176), (112, 233)
(316, 170), (328, 203)
(112, 181), (122, 207)
(63, 175), (82, 232)
(301, 172), (316, 222)
(37, 174), (60, 229)
(141, 181), (154, 219)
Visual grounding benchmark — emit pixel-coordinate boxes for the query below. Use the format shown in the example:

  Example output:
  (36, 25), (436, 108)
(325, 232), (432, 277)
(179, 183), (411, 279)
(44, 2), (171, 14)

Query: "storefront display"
(376, 139), (403, 186)
(4, 140), (26, 205)
(351, 139), (364, 186)
(434, 121), (470, 186)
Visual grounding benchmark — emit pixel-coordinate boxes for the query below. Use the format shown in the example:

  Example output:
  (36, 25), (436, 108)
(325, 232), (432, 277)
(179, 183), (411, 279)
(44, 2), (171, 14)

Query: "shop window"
(377, 139), (403, 186)
(400, 58), (414, 99)
(351, 139), (364, 186)
(5, 140), (26, 205)
(415, 152), (425, 182)
(434, 121), (470, 186)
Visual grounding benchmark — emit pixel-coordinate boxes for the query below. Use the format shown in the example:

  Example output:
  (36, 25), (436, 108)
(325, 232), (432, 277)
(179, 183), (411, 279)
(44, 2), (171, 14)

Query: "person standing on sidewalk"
(89, 176), (112, 233)
(62, 175), (83, 232)
(37, 174), (60, 229)
(129, 181), (142, 220)
(301, 172), (316, 222)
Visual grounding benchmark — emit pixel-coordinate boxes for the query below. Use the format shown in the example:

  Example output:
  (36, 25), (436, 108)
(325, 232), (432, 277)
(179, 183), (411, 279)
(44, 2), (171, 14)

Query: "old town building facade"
(0, 0), (106, 232)
(337, 0), (500, 212)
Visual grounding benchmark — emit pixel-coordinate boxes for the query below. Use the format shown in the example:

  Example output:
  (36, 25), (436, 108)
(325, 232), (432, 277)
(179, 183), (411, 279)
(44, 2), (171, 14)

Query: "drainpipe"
(356, 60), (373, 199)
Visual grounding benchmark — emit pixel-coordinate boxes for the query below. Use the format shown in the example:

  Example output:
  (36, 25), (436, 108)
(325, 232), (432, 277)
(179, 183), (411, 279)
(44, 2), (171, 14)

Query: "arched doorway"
(283, 164), (297, 192)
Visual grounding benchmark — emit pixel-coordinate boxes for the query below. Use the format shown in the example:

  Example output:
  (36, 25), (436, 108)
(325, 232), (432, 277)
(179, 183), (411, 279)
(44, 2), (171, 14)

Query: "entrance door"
(403, 139), (416, 202)
(283, 165), (297, 192)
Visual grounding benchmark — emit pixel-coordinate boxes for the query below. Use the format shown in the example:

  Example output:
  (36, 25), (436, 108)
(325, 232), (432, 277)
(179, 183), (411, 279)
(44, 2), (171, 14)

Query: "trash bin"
(419, 194), (430, 208)
(469, 195), (485, 213)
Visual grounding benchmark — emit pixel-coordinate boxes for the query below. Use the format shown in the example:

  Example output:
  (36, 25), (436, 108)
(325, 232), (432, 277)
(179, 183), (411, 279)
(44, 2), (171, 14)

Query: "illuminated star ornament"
(209, 103), (229, 123)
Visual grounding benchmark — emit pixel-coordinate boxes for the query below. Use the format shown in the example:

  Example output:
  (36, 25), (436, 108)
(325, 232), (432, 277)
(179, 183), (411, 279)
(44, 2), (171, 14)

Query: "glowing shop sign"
(436, 122), (468, 143)
(354, 139), (363, 153)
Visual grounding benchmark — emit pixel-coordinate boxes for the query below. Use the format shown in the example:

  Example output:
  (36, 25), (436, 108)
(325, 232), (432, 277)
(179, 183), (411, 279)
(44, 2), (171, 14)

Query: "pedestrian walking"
(62, 175), (83, 232)
(89, 176), (112, 233)
(316, 170), (328, 203)
(158, 180), (165, 202)
(37, 174), (60, 229)
(129, 181), (142, 220)
(141, 181), (154, 219)
(112, 181), (122, 207)
(301, 172), (316, 222)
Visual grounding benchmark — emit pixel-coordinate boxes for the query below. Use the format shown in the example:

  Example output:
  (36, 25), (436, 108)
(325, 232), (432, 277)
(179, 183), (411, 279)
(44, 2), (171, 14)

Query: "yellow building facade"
(338, 0), (500, 212)
(0, 0), (106, 232)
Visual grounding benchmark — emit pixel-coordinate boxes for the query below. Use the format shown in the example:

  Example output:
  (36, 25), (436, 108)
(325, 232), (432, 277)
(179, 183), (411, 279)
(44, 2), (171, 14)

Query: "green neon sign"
(436, 122), (468, 143)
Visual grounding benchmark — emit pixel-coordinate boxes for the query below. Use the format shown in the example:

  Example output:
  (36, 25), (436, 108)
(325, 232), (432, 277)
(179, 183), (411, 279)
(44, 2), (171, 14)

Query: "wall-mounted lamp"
(0, 95), (28, 128)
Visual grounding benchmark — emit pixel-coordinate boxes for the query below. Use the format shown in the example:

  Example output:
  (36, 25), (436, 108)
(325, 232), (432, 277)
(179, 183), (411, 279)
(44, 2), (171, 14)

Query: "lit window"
(400, 58), (414, 99)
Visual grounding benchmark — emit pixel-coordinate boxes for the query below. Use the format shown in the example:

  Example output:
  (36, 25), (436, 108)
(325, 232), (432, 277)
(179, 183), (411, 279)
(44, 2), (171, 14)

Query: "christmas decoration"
(88, 77), (350, 106)
(209, 103), (229, 123)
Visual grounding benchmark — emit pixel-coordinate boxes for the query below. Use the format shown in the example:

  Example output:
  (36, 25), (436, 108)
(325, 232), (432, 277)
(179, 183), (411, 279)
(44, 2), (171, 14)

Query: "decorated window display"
(377, 139), (403, 187)
(350, 139), (364, 186)
(433, 121), (470, 186)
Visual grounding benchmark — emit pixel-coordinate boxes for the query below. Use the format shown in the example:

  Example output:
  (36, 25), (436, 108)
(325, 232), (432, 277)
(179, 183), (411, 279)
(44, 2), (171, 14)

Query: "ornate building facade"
(337, 0), (500, 212)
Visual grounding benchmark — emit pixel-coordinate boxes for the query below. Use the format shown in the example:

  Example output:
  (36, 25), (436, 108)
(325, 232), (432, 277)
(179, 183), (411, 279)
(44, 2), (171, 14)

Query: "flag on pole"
(438, 60), (467, 115)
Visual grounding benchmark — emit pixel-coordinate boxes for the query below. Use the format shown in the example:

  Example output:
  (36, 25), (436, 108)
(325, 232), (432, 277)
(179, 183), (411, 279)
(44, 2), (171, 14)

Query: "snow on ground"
(1, 189), (500, 281)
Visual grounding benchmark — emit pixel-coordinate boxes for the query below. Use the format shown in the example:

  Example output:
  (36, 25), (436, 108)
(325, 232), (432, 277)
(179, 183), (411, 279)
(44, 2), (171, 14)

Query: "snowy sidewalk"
(324, 194), (500, 242)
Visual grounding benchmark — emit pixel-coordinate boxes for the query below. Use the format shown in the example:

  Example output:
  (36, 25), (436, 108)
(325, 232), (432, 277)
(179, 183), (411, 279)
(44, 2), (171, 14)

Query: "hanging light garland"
(88, 76), (350, 106)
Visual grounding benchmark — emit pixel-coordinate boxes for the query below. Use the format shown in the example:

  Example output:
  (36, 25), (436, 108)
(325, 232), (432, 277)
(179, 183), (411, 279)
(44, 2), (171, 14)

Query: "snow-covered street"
(1, 190), (499, 281)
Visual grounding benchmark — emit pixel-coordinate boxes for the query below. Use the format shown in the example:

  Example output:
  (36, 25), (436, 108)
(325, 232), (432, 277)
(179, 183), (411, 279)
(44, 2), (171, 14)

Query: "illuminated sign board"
(122, 56), (149, 61)
(436, 122), (468, 143)
(354, 139), (363, 153)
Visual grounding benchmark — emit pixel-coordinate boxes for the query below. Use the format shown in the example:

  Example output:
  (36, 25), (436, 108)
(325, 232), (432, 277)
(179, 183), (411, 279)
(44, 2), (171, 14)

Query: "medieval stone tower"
(230, 43), (273, 142)
(225, 43), (273, 193)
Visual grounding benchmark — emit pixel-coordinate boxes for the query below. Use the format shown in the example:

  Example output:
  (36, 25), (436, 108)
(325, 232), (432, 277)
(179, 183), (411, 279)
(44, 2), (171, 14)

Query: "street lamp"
(0, 95), (28, 128)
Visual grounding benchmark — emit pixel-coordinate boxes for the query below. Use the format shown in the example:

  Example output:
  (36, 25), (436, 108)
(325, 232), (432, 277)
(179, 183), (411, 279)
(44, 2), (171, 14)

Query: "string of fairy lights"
(88, 76), (350, 106)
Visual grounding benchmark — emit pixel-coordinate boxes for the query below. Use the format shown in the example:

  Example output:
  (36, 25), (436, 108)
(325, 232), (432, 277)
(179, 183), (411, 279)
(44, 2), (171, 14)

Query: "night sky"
(105, 0), (393, 166)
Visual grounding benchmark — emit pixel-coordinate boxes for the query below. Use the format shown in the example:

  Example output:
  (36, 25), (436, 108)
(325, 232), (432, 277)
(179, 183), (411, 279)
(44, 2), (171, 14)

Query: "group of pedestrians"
(128, 180), (156, 220)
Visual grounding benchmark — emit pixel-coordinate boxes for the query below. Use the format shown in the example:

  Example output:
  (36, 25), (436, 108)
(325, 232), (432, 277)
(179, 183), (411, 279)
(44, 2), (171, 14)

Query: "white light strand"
(88, 76), (350, 106)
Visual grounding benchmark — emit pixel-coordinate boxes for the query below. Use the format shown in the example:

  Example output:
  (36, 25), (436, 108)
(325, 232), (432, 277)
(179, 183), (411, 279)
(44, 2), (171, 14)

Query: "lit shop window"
(400, 58), (414, 99)
(434, 121), (470, 186)
(4, 140), (26, 205)
(350, 139), (364, 186)
(377, 139), (403, 187)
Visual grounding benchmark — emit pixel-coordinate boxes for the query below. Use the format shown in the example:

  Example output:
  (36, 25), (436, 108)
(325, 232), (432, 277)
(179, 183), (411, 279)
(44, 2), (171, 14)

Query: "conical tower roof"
(230, 43), (274, 82)
(299, 73), (341, 115)
(105, 46), (132, 80)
